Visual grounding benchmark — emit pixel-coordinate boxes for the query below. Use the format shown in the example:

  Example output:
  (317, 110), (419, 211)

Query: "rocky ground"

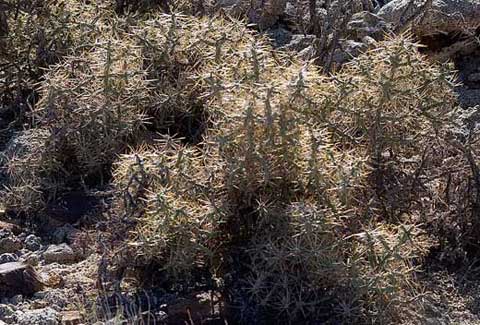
(2, 0), (480, 324)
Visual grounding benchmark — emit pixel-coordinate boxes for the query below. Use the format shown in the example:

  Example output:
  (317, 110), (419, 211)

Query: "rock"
(43, 244), (77, 264)
(266, 27), (293, 48)
(0, 254), (17, 264)
(14, 307), (60, 325)
(22, 253), (39, 266)
(219, 0), (287, 29)
(166, 291), (219, 323)
(52, 224), (79, 245)
(283, 34), (317, 53)
(44, 272), (64, 288)
(60, 311), (82, 325)
(347, 11), (391, 40)
(378, 0), (480, 37)
(0, 230), (22, 254)
(331, 39), (369, 67)
(0, 262), (43, 298)
(24, 234), (42, 251)
(9, 295), (22, 305)
(456, 87), (480, 108)
(0, 221), (21, 235)
(33, 289), (68, 310)
(0, 304), (15, 321)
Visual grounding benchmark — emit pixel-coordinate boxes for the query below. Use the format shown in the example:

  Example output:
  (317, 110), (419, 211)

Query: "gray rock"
(33, 289), (68, 310)
(0, 254), (17, 264)
(14, 307), (60, 325)
(24, 234), (42, 251)
(347, 11), (391, 40)
(8, 295), (22, 305)
(219, 0), (287, 29)
(267, 27), (293, 48)
(378, 0), (480, 36)
(283, 34), (317, 52)
(0, 230), (22, 254)
(456, 87), (480, 108)
(52, 224), (79, 245)
(331, 40), (369, 66)
(43, 244), (76, 264)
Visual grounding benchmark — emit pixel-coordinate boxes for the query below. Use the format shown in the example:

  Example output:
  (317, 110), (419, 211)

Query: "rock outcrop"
(378, 0), (480, 36)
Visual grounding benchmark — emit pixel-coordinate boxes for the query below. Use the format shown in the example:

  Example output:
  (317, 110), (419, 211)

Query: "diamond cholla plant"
(107, 13), (461, 323)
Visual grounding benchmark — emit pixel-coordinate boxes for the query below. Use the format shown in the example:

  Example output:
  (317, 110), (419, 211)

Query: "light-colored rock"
(283, 34), (317, 52)
(22, 253), (39, 266)
(14, 307), (60, 325)
(347, 11), (391, 39)
(43, 244), (77, 264)
(0, 221), (21, 235)
(378, 0), (480, 36)
(60, 311), (82, 325)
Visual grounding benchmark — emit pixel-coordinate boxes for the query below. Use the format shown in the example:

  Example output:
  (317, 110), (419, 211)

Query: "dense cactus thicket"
(1, 0), (480, 324)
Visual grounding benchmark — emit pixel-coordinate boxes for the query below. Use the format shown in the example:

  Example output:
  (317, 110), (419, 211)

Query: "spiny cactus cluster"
(1, 1), (480, 324)
(107, 15), (468, 322)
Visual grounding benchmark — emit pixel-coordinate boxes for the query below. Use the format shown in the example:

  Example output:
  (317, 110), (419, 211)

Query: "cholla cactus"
(3, 2), (476, 324)
(35, 35), (149, 182)
(108, 14), (456, 323)
(0, 129), (56, 213)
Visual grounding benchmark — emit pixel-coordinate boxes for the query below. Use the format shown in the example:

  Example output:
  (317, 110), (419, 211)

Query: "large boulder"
(378, 0), (480, 36)
(0, 262), (43, 298)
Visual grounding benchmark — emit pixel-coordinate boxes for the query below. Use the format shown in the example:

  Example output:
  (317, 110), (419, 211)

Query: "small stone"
(43, 244), (77, 264)
(44, 272), (64, 288)
(283, 34), (317, 52)
(0, 221), (21, 235)
(24, 234), (42, 252)
(9, 295), (22, 305)
(0, 230), (22, 254)
(0, 254), (17, 264)
(22, 253), (40, 266)
(60, 311), (82, 325)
